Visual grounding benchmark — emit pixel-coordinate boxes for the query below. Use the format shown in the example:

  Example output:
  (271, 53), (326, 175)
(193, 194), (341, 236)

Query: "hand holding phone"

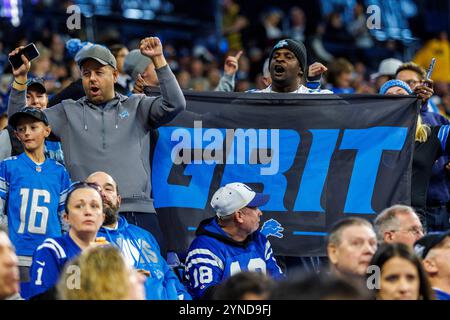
(8, 43), (40, 70)
(426, 58), (436, 79)
(422, 58), (436, 89)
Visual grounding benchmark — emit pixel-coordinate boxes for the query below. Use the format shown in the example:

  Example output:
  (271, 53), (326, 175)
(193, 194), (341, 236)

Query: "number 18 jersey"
(0, 153), (71, 256)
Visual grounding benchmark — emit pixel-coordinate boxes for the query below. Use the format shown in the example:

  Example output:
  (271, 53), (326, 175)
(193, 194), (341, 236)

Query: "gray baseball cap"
(123, 49), (152, 80)
(76, 44), (117, 69)
(9, 106), (49, 129)
(27, 78), (46, 93)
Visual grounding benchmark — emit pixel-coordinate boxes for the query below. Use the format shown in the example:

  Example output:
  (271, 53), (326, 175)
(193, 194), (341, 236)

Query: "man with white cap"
(371, 58), (403, 92)
(184, 182), (284, 299)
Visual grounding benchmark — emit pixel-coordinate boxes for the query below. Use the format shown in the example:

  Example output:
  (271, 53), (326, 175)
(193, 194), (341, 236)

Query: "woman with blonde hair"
(380, 80), (450, 231)
(58, 245), (146, 300)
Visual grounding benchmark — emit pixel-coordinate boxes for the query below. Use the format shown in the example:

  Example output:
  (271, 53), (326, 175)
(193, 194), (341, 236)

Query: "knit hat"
(210, 183), (270, 217)
(379, 79), (413, 95)
(123, 49), (152, 80)
(269, 39), (307, 73)
(66, 38), (94, 58)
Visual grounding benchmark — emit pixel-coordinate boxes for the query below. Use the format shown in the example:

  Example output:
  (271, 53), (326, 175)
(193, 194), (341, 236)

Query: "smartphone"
(8, 43), (40, 70)
(426, 58), (436, 80)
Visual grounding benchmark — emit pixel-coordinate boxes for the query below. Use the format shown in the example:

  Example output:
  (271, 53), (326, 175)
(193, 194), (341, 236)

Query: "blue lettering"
(152, 127), (219, 208)
(294, 129), (340, 212)
(220, 129), (299, 211)
(340, 127), (407, 214)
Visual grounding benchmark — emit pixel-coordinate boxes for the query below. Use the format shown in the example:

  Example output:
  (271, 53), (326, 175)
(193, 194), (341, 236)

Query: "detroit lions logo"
(119, 110), (129, 119)
(273, 40), (288, 49)
(261, 218), (284, 238)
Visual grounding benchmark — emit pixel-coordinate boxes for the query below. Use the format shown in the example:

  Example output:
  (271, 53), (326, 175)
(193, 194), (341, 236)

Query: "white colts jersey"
(255, 85), (333, 94)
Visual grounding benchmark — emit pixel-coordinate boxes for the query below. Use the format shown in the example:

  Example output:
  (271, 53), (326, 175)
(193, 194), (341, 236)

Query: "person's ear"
(44, 125), (51, 138)
(112, 68), (119, 83)
(384, 231), (394, 242)
(63, 212), (69, 225)
(423, 258), (438, 275)
(235, 209), (245, 224)
(327, 243), (339, 265)
(117, 194), (122, 207)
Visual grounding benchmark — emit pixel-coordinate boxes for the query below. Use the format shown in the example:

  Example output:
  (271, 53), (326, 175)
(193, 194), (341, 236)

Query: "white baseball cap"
(210, 182), (270, 217)
(370, 58), (403, 80)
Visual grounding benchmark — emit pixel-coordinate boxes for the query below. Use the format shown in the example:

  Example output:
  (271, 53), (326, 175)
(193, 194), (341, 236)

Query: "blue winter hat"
(379, 79), (413, 95)
(66, 38), (94, 58)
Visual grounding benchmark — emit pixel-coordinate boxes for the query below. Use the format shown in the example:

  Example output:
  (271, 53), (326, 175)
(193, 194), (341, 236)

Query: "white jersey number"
(193, 266), (213, 288)
(230, 258), (266, 276)
(18, 188), (51, 235)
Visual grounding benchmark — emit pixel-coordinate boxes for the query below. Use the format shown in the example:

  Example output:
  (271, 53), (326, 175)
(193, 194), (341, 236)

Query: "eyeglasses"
(404, 79), (422, 87)
(391, 227), (424, 237)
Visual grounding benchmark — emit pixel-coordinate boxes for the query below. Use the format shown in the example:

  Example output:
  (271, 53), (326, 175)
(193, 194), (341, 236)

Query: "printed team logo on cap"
(274, 40), (289, 49)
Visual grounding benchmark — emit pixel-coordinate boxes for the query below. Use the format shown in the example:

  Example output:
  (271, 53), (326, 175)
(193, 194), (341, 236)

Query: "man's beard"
(103, 200), (120, 226)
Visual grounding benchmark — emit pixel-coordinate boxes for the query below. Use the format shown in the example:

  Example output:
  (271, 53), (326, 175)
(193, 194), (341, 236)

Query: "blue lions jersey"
(0, 153), (71, 257)
(44, 140), (65, 165)
(98, 216), (191, 300)
(28, 234), (81, 298)
(185, 217), (284, 299)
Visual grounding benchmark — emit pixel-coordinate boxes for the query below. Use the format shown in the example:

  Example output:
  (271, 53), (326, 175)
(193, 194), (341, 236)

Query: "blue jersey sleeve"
(57, 167), (71, 216)
(437, 125), (450, 155)
(0, 160), (9, 226)
(262, 236), (284, 279)
(161, 256), (191, 300)
(185, 237), (225, 299)
(57, 166), (71, 232)
(139, 230), (192, 300)
(29, 240), (64, 298)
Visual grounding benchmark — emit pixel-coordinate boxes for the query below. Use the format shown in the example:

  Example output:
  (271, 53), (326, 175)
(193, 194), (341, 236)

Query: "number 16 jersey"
(0, 153), (71, 257)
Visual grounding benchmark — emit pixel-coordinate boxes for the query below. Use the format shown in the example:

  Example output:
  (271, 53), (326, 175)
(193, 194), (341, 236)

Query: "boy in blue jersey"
(415, 230), (450, 300)
(86, 171), (191, 300)
(0, 107), (71, 298)
(185, 182), (284, 300)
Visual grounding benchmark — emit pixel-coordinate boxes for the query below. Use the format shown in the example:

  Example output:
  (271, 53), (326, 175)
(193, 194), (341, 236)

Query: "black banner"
(152, 91), (419, 256)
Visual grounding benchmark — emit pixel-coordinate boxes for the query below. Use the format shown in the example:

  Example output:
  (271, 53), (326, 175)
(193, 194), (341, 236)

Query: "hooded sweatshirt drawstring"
(83, 97), (121, 131)
(115, 106), (119, 129)
(83, 104), (87, 130)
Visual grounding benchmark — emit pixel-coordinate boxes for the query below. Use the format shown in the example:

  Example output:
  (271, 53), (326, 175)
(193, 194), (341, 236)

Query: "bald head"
(85, 171), (121, 227)
(86, 171), (118, 192)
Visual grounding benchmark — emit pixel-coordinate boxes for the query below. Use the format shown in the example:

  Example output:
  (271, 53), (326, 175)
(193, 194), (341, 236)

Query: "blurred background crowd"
(0, 0), (450, 124)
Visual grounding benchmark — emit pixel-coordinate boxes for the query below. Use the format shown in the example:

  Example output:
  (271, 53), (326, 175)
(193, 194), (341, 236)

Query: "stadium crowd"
(1, 1), (450, 301)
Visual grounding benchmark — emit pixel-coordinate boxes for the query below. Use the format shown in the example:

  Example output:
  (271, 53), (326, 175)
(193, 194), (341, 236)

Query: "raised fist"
(140, 37), (163, 59)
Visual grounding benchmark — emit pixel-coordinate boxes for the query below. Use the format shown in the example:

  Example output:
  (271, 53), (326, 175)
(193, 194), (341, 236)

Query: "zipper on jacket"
(101, 109), (106, 149)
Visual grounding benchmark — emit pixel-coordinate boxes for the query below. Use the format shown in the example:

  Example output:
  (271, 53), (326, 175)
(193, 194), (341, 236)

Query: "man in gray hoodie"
(7, 37), (185, 250)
